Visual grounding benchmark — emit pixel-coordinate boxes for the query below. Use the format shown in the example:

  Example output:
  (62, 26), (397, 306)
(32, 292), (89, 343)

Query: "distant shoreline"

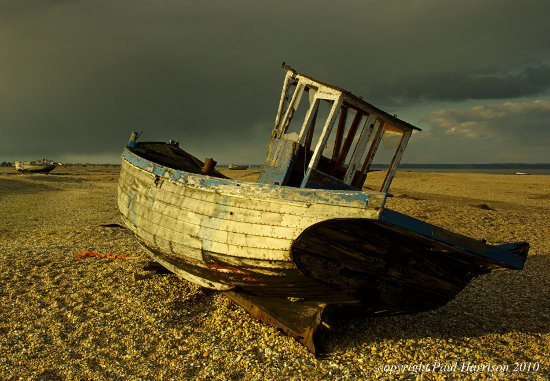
(395, 168), (550, 175)
(390, 163), (550, 169)
(219, 163), (550, 175)
(3, 162), (549, 175)
(376, 163), (550, 175)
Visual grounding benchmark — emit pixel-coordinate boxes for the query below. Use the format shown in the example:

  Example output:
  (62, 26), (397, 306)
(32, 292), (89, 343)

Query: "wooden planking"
(258, 139), (300, 186)
(119, 201), (205, 260)
(126, 184), (380, 236)
(119, 185), (294, 260)
(118, 153), (383, 263)
(122, 196), (296, 260)
(120, 175), (302, 237)
(119, 201), (202, 247)
(291, 218), (494, 312)
(123, 160), (383, 225)
(142, 243), (234, 290)
(123, 199), (300, 271)
(203, 251), (297, 270)
(121, 158), (386, 211)
(120, 158), (383, 223)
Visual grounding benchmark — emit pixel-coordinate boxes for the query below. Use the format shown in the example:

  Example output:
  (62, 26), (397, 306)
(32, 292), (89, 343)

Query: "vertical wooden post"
(380, 130), (412, 192)
(266, 81), (304, 160)
(354, 120), (385, 187)
(278, 83), (305, 138)
(274, 71), (294, 130)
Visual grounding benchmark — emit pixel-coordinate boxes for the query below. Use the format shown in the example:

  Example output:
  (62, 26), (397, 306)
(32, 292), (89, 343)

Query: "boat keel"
(223, 291), (329, 354)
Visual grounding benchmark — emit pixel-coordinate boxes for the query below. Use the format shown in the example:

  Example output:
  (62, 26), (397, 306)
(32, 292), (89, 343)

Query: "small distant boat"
(515, 172), (531, 175)
(15, 159), (56, 173)
(117, 64), (529, 353)
(228, 164), (249, 170)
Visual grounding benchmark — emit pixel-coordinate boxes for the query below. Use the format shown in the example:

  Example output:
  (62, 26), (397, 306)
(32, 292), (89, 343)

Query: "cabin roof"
(282, 63), (421, 133)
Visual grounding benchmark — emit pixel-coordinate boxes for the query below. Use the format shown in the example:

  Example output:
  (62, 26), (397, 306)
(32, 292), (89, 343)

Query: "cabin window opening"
(314, 107), (365, 182)
(362, 125), (405, 191)
(340, 111), (365, 173)
(354, 120), (382, 180)
(302, 102), (318, 154)
(306, 99), (333, 153)
(320, 106), (347, 160)
(283, 97), (335, 188)
(304, 99), (336, 169)
(279, 85), (315, 141)
(280, 81), (297, 114)
(275, 80), (299, 137)
(344, 115), (379, 189)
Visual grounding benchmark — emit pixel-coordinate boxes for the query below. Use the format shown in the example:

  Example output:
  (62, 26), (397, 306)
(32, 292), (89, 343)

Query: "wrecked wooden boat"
(117, 64), (529, 353)
(15, 159), (56, 173)
(228, 164), (250, 170)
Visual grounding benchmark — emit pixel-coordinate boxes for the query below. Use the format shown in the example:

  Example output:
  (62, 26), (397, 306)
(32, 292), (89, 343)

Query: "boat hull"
(228, 164), (249, 170)
(117, 142), (528, 353)
(117, 147), (385, 295)
(15, 161), (56, 173)
(118, 146), (527, 310)
(292, 218), (525, 314)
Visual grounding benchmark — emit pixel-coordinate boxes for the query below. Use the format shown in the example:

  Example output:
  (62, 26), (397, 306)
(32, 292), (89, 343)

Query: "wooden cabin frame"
(259, 65), (420, 193)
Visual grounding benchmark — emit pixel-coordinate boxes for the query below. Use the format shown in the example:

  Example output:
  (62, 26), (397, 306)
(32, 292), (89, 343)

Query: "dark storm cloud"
(1, 0), (549, 163)
(372, 64), (550, 106)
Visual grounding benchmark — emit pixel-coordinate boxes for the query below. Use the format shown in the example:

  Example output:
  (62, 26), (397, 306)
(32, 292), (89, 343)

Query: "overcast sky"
(1, 0), (549, 164)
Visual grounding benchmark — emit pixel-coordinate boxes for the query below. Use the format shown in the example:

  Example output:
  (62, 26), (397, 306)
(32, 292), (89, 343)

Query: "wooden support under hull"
(223, 291), (329, 354)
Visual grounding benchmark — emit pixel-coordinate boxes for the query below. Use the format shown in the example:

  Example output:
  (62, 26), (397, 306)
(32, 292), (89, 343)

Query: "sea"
(396, 168), (550, 175)
(379, 164), (550, 175)
(240, 164), (550, 175)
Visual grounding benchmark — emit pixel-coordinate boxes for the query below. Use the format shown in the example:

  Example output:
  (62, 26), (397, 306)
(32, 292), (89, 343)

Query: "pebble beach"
(0, 165), (548, 380)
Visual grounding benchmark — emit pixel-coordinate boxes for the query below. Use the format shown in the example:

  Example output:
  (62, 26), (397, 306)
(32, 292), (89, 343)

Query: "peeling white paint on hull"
(117, 148), (385, 294)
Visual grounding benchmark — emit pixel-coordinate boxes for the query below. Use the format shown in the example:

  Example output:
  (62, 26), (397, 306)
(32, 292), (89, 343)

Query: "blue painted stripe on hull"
(378, 209), (525, 269)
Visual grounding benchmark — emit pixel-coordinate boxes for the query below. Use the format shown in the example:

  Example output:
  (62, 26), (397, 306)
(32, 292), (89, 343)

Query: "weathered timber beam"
(380, 130), (412, 192)
(223, 291), (328, 354)
(356, 120), (385, 186)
